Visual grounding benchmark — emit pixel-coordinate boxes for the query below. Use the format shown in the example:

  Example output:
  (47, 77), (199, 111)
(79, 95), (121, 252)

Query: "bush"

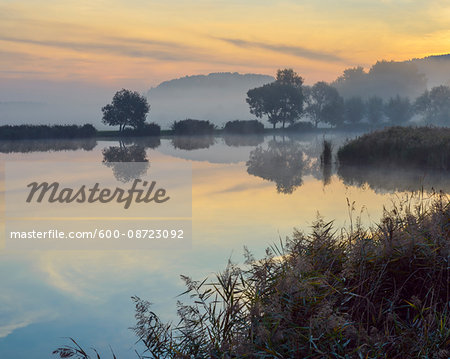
(122, 122), (160, 137)
(223, 120), (265, 134)
(337, 126), (450, 170)
(54, 194), (450, 358)
(171, 119), (215, 135)
(0, 124), (97, 140)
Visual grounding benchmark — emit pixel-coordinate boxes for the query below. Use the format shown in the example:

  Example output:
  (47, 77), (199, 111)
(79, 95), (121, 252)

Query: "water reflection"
(102, 142), (149, 183)
(321, 162), (332, 186)
(2, 133), (448, 359)
(222, 134), (264, 147)
(337, 165), (450, 193)
(0, 138), (97, 153)
(246, 139), (309, 194)
(171, 136), (215, 150)
(120, 136), (160, 149)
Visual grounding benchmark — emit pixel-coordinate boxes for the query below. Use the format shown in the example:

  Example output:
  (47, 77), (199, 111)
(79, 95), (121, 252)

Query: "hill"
(147, 72), (274, 128)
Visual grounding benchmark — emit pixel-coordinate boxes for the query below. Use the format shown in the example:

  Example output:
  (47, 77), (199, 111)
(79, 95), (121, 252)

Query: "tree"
(344, 97), (365, 123)
(414, 85), (450, 126)
(247, 71), (304, 129)
(384, 95), (412, 125)
(304, 82), (344, 127)
(275, 68), (304, 88)
(102, 89), (150, 133)
(366, 96), (384, 124)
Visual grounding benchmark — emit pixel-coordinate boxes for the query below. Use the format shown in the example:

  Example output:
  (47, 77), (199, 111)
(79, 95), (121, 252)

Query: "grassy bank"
(337, 126), (450, 170)
(0, 124), (96, 140)
(55, 194), (450, 358)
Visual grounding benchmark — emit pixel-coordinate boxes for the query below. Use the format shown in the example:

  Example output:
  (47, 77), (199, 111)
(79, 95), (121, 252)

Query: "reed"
(54, 192), (450, 358)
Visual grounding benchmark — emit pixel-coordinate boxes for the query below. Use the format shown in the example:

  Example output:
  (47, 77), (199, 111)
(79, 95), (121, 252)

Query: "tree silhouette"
(344, 97), (365, 123)
(102, 89), (150, 133)
(414, 85), (450, 126)
(384, 95), (412, 125)
(275, 68), (304, 88)
(246, 139), (306, 194)
(246, 69), (304, 129)
(303, 82), (344, 127)
(366, 96), (384, 124)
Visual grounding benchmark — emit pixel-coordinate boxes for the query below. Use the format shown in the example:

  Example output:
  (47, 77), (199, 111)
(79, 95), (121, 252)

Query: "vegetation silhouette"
(337, 127), (450, 170)
(246, 69), (304, 129)
(302, 82), (344, 127)
(333, 60), (427, 100)
(54, 194), (450, 358)
(344, 97), (366, 124)
(102, 89), (150, 133)
(0, 124), (96, 140)
(171, 119), (215, 135)
(366, 96), (384, 124)
(384, 95), (413, 125)
(102, 142), (149, 183)
(0, 138), (97, 153)
(414, 85), (450, 126)
(223, 120), (264, 134)
(320, 139), (333, 186)
(246, 138), (307, 194)
(121, 122), (161, 137)
(171, 135), (215, 150)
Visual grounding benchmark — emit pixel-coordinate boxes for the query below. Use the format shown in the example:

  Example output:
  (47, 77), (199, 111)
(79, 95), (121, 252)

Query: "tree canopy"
(303, 82), (344, 127)
(384, 95), (412, 125)
(414, 85), (450, 126)
(102, 89), (150, 132)
(246, 69), (304, 129)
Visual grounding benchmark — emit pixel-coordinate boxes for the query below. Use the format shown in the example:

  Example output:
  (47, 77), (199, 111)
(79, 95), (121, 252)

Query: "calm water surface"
(0, 133), (447, 358)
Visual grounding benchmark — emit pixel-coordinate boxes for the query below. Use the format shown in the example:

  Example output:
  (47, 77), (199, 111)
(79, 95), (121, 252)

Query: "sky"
(1, 0), (450, 91)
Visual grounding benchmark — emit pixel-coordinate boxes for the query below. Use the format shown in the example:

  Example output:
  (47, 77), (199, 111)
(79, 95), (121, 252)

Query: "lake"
(0, 132), (447, 358)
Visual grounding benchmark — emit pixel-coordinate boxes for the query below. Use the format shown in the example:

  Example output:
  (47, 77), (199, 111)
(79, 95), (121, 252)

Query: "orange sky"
(1, 0), (450, 88)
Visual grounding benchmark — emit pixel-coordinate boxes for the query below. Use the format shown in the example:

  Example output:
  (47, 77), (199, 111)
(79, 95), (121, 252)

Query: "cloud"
(218, 38), (346, 63)
(0, 35), (198, 62)
(0, 34), (273, 68)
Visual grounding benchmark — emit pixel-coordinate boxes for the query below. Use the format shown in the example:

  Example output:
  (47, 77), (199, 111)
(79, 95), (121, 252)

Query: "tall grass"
(54, 193), (450, 358)
(337, 126), (450, 170)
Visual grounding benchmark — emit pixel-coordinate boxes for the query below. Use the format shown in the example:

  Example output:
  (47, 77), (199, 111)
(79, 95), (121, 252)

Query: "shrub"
(223, 120), (265, 134)
(171, 119), (215, 135)
(0, 124), (97, 140)
(122, 122), (161, 137)
(337, 126), (450, 170)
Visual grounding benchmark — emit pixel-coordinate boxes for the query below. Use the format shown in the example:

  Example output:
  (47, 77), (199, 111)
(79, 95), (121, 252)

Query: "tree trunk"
(273, 122), (276, 129)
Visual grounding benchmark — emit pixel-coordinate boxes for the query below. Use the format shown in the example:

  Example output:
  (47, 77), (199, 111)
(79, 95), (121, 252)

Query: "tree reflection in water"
(222, 134), (264, 147)
(102, 142), (150, 183)
(246, 138), (307, 194)
(171, 136), (215, 150)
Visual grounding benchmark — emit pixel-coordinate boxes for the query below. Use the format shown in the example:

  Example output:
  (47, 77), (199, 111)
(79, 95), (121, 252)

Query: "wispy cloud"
(0, 35), (198, 62)
(218, 38), (346, 63)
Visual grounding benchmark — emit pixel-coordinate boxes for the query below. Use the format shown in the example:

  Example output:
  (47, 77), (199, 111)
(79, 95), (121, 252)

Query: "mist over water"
(2, 55), (450, 130)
